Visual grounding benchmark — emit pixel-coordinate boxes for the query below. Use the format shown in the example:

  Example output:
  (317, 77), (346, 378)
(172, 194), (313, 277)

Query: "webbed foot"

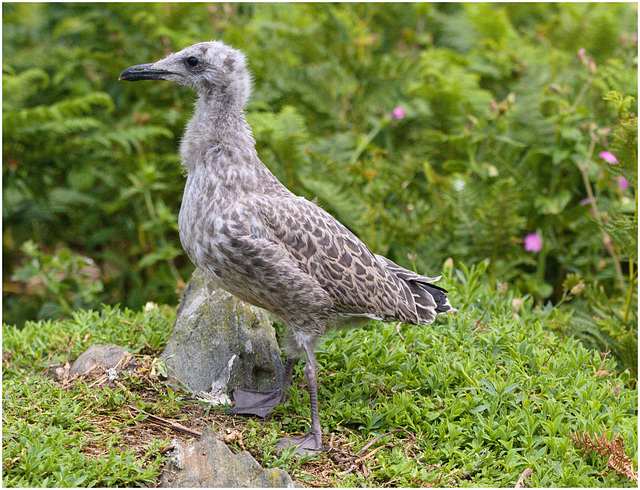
(276, 432), (324, 457)
(227, 387), (285, 419)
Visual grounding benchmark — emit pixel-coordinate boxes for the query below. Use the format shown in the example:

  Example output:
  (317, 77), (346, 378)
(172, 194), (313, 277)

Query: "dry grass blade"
(595, 350), (613, 376)
(514, 467), (533, 488)
(356, 428), (409, 456)
(356, 443), (391, 463)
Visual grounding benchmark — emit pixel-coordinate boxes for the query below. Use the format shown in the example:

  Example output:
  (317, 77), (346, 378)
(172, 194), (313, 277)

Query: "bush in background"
(3, 3), (637, 374)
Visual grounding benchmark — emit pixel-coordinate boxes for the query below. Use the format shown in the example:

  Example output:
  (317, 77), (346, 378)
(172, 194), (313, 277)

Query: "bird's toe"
(276, 432), (324, 457)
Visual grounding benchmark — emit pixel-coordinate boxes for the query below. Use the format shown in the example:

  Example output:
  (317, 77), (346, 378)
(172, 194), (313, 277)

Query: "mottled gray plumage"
(120, 41), (453, 455)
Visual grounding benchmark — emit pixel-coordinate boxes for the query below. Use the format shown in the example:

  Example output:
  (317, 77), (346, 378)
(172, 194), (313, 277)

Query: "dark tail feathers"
(376, 255), (454, 323)
(420, 282), (452, 313)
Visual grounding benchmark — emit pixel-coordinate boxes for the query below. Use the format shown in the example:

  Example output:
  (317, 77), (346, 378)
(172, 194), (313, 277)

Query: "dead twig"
(131, 407), (202, 438)
(540, 345), (558, 370)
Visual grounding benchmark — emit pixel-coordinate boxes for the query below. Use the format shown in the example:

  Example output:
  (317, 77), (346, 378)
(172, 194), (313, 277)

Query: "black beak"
(119, 63), (173, 81)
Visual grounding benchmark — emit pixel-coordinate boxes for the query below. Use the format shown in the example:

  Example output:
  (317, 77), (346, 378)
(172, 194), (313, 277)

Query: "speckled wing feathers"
(254, 194), (445, 326)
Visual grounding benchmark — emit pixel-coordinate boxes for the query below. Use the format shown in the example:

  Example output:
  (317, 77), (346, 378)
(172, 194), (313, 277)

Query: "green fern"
(2, 67), (49, 107)
(602, 91), (638, 188)
(603, 215), (637, 262)
(93, 126), (173, 155)
(249, 105), (311, 188)
(4, 91), (113, 134)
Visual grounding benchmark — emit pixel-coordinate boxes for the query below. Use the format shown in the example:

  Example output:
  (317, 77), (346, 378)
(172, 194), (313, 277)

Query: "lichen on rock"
(161, 269), (284, 400)
(159, 427), (294, 487)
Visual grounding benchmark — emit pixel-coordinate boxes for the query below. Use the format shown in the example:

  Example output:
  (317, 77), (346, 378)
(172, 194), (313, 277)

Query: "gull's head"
(119, 41), (251, 107)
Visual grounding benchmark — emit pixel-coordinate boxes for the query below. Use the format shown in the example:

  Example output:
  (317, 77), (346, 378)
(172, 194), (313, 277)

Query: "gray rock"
(161, 269), (284, 402)
(160, 427), (294, 487)
(69, 343), (134, 377)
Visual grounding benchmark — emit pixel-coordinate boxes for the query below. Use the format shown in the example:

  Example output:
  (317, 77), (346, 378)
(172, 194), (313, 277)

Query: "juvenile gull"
(120, 41), (453, 455)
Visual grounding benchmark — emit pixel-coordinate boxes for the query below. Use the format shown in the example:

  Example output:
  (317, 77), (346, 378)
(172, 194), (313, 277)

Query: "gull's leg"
(276, 344), (324, 455)
(228, 356), (298, 419)
(278, 356), (297, 403)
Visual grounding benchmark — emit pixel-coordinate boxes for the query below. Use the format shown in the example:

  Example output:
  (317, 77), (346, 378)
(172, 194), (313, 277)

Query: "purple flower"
(524, 232), (543, 253)
(616, 176), (630, 191)
(599, 151), (618, 164)
(580, 196), (596, 206)
(392, 106), (405, 119)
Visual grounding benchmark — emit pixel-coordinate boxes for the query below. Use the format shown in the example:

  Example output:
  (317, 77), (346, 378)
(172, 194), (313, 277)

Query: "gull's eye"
(186, 56), (199, 67)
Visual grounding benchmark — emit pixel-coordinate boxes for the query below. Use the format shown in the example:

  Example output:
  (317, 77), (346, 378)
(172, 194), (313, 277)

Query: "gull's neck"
(180, 92), (256, 172)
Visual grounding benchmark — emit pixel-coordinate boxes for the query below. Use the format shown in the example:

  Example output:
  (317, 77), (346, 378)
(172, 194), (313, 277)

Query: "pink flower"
(616, 176), (630, 190)
(524, 232), (542, 253)
(577, 48), (587, 63)
(580, 196), (596, 206)
(392, 106), (405, 119)
(599, 151), (618, 164)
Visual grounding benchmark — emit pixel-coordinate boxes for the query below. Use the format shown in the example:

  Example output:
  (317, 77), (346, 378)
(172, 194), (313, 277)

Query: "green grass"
(3, 377), (164, 487)
(2, 305), (177, 487)
(3, 263), (637, 486)
(307, 317), (635, 486)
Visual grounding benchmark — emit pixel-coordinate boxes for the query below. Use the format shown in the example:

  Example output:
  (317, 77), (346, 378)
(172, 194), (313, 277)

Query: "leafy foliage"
(10, 240), (104, 320)
(2, 4), (637, 372)
(2, 263), (637, 487)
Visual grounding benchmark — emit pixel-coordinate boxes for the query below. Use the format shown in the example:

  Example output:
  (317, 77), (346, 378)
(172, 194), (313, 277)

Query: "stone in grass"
(69, 343), (135, 377)
(161, 268), (284, 405)
(159, 427), (294, 487)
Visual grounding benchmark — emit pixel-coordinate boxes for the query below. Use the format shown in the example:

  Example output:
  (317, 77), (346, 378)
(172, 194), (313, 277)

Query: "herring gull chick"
(119, 41), (453, 456)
